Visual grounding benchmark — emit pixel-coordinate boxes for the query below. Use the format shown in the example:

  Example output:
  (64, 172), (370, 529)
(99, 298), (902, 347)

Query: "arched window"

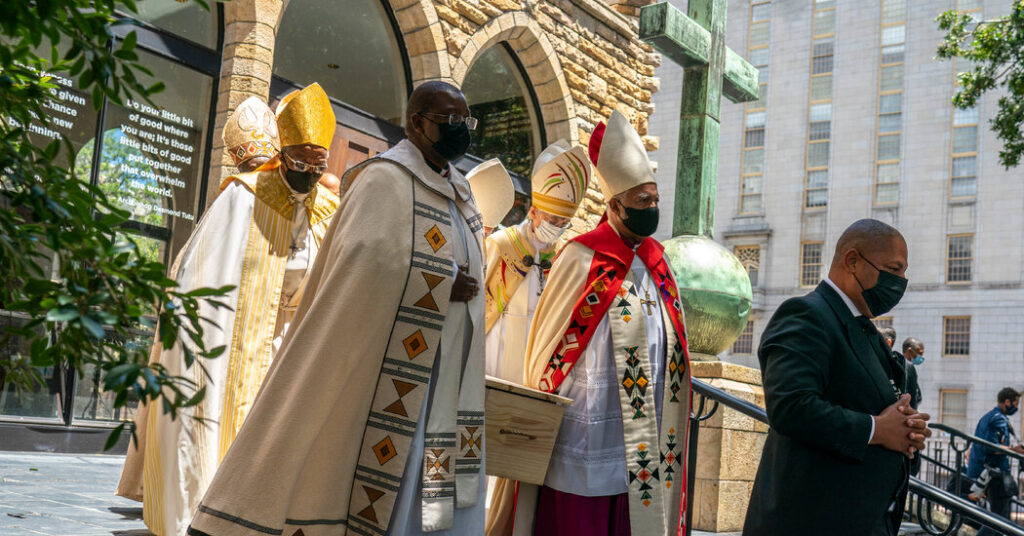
(274, 0), (408, 124)
(463, 44), (544, 177)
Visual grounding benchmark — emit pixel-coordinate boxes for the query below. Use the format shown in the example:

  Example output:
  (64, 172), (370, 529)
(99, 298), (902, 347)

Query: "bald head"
(404, 81), (470, 169)
(827, 219), (909, 318)
(405, 81), (466, 129)
(832, 219), (904, 263)
(902, 337), (923, 354)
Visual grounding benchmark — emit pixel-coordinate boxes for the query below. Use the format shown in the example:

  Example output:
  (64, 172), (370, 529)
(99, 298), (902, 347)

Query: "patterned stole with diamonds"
(537, 220), (692, 534)
(344, 175), (458, 536)
(607, 275), (688, 534)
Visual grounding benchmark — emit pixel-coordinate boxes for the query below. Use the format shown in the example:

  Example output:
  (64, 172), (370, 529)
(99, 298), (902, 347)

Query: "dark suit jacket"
(743, 282), (910, 536)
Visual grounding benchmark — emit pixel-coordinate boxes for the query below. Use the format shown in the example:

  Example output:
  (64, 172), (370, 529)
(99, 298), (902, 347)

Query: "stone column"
(690, 361), (767, 533)
(205, 0), (285, 207)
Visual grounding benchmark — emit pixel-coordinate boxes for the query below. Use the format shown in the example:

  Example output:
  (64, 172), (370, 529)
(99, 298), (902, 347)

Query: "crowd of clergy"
(114, 78), (694, 536)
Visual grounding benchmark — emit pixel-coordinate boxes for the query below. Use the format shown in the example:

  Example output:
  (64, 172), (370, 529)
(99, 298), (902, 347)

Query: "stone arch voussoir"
(453, 12), (577, 145)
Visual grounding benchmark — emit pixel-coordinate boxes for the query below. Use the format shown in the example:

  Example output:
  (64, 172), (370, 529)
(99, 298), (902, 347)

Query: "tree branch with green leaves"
(937, 1), (1024, 168)
(0, 0), (226, 448)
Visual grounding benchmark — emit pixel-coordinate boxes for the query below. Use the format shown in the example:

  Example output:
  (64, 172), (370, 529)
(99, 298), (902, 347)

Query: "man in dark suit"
(744, 219), (932, 536)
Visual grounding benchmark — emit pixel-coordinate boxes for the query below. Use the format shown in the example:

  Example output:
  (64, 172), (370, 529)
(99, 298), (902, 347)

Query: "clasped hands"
(871, 394), (932, 458)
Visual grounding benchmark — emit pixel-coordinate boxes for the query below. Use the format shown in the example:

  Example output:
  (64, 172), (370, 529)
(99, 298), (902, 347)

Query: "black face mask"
(422, 118), (472, 162)
(618, 204), (659, 237)
(853, 251), (907, 317)
(284, 168), (321, 193)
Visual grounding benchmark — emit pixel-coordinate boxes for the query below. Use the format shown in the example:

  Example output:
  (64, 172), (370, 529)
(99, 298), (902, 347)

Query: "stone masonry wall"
(212, 0), (663, 237)
(426, 0), (662, 236)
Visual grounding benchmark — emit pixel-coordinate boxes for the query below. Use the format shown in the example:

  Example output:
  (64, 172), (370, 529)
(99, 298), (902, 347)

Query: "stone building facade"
(213, 0), (664, 237)
(0, 0), (672, 441)
(649, 0), (1024, 434)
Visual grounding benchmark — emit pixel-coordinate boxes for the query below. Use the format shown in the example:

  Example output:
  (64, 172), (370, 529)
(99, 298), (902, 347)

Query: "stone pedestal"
(690, 359), (768, 533)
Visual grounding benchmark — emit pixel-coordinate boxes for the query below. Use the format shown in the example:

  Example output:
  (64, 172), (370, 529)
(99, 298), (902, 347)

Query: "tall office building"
(650, 0), (1024, 433)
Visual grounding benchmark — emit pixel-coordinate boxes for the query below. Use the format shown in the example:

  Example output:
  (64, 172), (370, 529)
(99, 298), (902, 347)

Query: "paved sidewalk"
(0, 451), (939, 536)
(0, 451), (148, 536)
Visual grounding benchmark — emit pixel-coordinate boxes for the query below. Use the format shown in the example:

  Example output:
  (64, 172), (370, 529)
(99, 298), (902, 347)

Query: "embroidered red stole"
(537, 221), (690, 395)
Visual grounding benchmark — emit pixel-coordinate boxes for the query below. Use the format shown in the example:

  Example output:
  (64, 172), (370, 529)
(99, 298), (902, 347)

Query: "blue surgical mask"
(912, 355), (924, 366)
(1007, 404), (1019, 416)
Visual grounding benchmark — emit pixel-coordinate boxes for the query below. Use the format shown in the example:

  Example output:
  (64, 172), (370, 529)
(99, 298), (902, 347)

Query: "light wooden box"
(484, 375), (573, 486)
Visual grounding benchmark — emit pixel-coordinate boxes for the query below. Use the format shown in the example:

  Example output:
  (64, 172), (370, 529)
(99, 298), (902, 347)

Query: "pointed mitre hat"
(530, 139), (591, 219)
(588, 110), (655, 198)
(466, 158), (514, 228)
(222, 96), (281, 166)
(275, 83), (336, 150)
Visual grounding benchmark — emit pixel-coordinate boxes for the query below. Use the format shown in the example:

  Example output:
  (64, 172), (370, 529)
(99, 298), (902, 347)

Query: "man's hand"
(450, 263), (480, 302)
(871, 394), (932, 457)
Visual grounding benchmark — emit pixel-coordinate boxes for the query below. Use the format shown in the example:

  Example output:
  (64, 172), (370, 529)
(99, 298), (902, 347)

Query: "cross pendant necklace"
(639, 286), (657, 316)
(628, 270), (658, 316)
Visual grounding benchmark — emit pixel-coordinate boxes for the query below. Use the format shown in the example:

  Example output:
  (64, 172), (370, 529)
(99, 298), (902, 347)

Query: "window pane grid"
(735, 246), (761, 286)
(800, 243), (824, 286)
(943, 317), (971, 356)
(805, 4), (833, 209)
(946, 234), (973, 283)
(874, 2), (904, 208)
(740, 194), (763, 214)
(940, 390), (969, 432)
(740, 2), (772, 216)
(950, 62), (979, 199)
(732, 320), (755, 355)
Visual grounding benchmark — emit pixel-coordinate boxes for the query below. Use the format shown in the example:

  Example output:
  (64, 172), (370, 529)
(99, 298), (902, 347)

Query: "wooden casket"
(484, 375), (573, 485)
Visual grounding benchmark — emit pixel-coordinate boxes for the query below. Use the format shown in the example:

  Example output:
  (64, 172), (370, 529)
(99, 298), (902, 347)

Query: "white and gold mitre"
(223, 96), (280, 166)
(592, 110), (655, 198)
(275, 82), (336, 150)
(466, 158), (514, 229)
(530, 139), (591, 219)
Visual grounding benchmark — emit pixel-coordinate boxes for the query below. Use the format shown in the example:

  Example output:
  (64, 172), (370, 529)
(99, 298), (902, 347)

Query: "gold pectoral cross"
(640, 287), (657, 316)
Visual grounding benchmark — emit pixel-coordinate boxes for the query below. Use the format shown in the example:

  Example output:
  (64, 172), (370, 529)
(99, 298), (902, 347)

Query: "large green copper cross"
(640, 1), (760, 238)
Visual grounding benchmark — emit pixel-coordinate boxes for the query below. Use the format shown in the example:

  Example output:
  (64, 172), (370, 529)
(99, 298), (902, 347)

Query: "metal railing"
(916, 422), (1024, 529)
(685, 377), (1024, 536)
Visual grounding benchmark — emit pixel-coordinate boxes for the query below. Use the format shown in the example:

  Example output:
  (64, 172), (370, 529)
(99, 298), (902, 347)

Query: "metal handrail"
(686, 376), (1024, 536)
(930, 422), (1024, 462)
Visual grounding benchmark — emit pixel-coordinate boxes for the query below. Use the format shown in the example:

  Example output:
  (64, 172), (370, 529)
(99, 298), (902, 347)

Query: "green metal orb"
(662, 235), (752, 358)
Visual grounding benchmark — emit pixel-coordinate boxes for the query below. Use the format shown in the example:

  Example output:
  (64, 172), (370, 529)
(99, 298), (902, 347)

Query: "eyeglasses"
(284, 153), (328, 175)
(418, 112), (478, 131)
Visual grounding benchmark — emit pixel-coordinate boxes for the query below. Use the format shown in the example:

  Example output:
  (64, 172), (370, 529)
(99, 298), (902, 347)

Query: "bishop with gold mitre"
(487, 110), (692, 536)
(120, 82), (340, 536)
(483, 140), (590, 384)
(114, 95), (284, 507)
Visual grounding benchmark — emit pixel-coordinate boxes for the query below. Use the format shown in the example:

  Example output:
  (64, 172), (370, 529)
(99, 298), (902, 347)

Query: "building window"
(946, 234), (973, 283)
(800, 242), (824, 287)
(735, 245), (761, 286)
(274, 0), (409, 124)
(733, 320), (755, 355)
(805, 1), (834, 209)
(874, 0), (906, 205)
(950, 57), (979, 200)
(739, 1), (771, 215)
(939, 389), (969, 432)
(463, 44), (543, 177)
(943, 316), (971, 357)
(872, 316), (893, 330)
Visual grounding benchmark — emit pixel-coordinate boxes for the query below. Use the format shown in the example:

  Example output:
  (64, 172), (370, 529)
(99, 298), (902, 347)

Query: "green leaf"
(104, 423), (125, 451)
(46, 307), (79, 322)
(79, 316), (105, 340)
(183, 386), (206, 407)
(121, 30), (137, 53)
